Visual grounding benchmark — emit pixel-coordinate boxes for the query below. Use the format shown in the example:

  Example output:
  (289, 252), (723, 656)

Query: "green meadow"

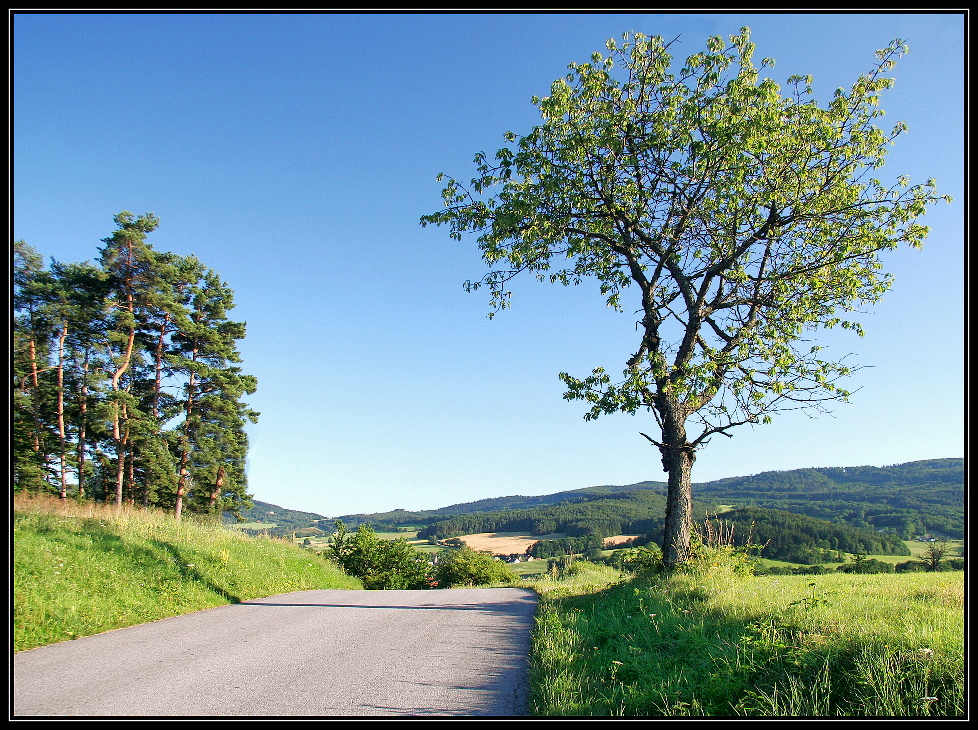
(524, 558), (964, 717)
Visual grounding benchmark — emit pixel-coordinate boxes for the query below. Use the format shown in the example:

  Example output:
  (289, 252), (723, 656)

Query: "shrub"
(326, 521), (432, 590)
(608, 544), (664, 573)
(435, 546), (518, 588)
(836, 556), (894, 574)
(895, 560), (928, 573)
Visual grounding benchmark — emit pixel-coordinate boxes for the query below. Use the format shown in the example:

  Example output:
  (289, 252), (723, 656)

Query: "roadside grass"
(525, 560), (964, 717)
(13, 494), (362, 652)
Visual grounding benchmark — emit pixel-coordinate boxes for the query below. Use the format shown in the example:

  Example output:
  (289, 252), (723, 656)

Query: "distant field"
(373, 530), (419, 540)
(510, 558), (551, 578)
(602, 535), (641, 547)
(907, 538), (964, 559)
(458, 532), (566, 555)
(229, 522), (277, 530)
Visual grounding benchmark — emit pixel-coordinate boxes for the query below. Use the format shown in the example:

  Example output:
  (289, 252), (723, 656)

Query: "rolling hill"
(230, 459), (963, 541)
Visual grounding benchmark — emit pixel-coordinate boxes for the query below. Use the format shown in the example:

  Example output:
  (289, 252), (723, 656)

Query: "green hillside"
(224, 500), (330, 535)
(234, 459), (962, 547)
(329, 480), (668, 528)
(330, 459), (964, 542)
(714, 507), (911, 563)
(694, 459), (963, 538)
(15, 495), (362, 652)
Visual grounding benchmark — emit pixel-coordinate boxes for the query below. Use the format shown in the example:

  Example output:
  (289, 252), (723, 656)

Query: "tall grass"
(526, 555), (964, 717)
(13, 494), (362, 652)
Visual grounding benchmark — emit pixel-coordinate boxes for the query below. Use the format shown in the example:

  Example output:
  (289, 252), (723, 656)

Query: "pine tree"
(13, 240), (54, 491)
(13, 213), (258, 517)
(170, 264), (258, 520)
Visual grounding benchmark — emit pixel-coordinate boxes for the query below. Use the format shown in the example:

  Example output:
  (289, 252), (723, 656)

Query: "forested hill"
(329, 458), (963, 541)
(333, 479), (669, 525)
(224, 501), (329, 533)
(231, 459), (962, 540)
(716, 507), (911, 563)
(694, 458), (963, 538)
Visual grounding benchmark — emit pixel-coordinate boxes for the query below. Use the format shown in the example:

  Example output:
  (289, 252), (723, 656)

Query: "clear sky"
(12, 12), (965, 518)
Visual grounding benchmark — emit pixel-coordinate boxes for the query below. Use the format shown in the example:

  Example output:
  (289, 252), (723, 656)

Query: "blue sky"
(13, 12), (965, 518)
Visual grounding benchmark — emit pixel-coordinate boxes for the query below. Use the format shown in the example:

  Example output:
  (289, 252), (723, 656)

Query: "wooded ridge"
(233, 459), (963, 544)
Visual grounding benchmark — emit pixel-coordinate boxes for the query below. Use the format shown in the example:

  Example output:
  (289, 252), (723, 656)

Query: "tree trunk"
(76, 358), (89, 499)
(112, 406), (126, 507)
(126, 444), (136, 505)
(174, 351), (198, 522)
(207, 465), (226, 512)
(152, 313), (171, 420)
(55, 325), (69, 500)
(659, 405), (696, 568)
(174, 465), (189, 522)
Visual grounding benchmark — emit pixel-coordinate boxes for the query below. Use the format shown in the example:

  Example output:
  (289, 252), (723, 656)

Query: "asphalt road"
(13, 587), (539, 717)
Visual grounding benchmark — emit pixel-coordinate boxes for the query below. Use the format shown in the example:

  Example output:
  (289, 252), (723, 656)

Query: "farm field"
(602, 534), (641, 548)
(907, 538), (963, 557)
(228, 522), (278, 530)
(456, 532), (567, 555)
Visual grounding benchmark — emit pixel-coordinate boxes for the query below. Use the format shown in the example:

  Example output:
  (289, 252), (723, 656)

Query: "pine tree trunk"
(174, 464), (188, 522)
(174, 353), (198, 522)
(152, 313), (170, 420)
(76, 358), (89, 499)
(112, 409), (126, 507)
(55, 324), (69, 500)
(208, 465), (225, 511)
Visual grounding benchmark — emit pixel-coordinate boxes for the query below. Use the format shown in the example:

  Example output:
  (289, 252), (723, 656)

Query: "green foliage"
(835, 555), (895, 574)
(434, 545), (518, 588)
(417, 489), (668, 542)
(715, 507), (910, 563)
(335, 461), (962, 550)
(607, 544), (664, 572)
(694, 459), (964, 539)
(531, 534), (603, 559)
(228, 500), (330, 536)
(13, 213), (258, 518)
(423, 28), (951, 567)
(376, 460), (962, 555)
(327, 521), (433, 590)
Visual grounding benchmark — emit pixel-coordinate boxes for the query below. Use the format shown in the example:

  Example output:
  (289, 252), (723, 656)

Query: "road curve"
(13, 587), (539, 717)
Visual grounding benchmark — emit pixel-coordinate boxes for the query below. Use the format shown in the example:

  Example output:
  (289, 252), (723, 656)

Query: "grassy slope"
(526, 561), (964, 717)
(13, 495), (362, 653)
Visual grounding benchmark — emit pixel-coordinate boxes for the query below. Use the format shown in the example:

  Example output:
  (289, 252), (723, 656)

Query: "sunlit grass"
(13, 494), (362, 652)
(525, 560), (964, 717)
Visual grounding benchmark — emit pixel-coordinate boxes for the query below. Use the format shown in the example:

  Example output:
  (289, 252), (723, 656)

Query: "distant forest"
(330, 459), (963, 542)
(711, 507), (911, 563)
(227, 460), (962, 568)
(693, 459), (963, 539)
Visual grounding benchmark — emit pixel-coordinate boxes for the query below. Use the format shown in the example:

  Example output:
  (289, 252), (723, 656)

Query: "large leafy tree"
(422, 28), (949, 566)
